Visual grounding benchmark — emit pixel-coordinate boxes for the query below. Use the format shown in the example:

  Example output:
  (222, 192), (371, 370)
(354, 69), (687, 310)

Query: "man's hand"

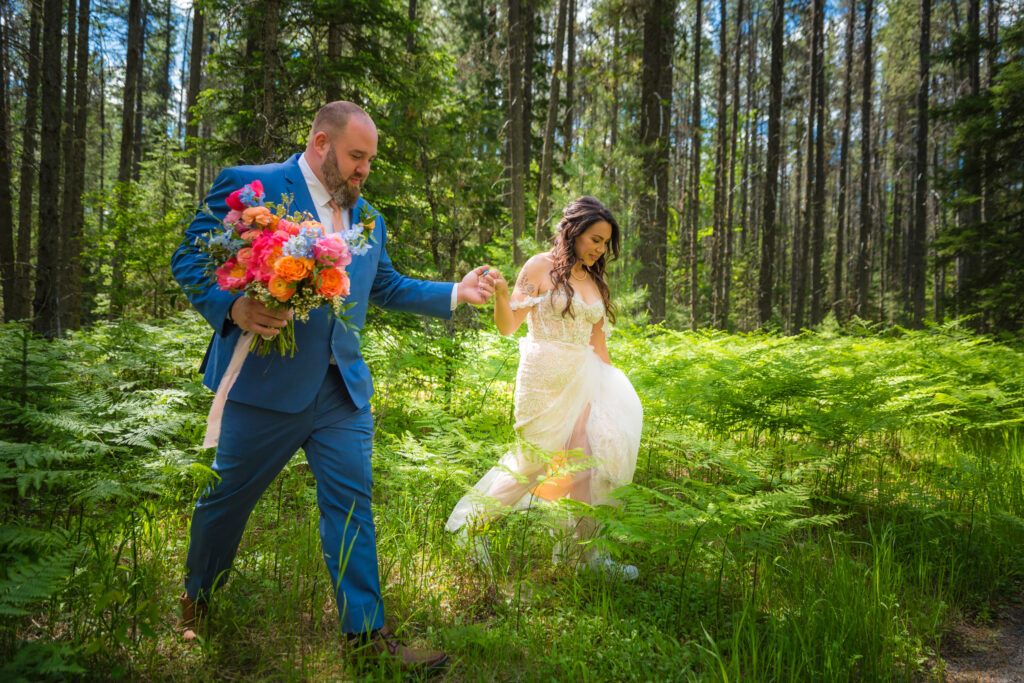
(457, 266), (498, 306)
(230, 297), (292, 337)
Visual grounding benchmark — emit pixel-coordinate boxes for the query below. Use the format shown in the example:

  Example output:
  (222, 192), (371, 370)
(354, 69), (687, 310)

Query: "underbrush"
(1, 312), (1022, 680)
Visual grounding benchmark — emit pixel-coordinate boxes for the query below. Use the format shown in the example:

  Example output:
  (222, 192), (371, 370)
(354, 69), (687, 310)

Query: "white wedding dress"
(446, 288), (643, 534)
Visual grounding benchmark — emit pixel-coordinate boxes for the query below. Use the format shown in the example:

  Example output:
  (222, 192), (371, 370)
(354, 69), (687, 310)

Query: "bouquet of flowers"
(198, 180), (374, 357)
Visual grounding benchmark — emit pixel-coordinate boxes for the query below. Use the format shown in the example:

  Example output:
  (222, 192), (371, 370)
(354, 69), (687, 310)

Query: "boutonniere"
(338, 206), (379, 256)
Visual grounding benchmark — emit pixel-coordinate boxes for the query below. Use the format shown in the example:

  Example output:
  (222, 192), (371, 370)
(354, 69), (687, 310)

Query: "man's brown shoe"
(178, 592), (207, 641)
(358, 626), (449, 671)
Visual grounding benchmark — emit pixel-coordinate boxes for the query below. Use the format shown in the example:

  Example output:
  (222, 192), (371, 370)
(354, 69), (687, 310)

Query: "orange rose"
(315, 267), (350, 298)
(236, 247), (254, 269)
(268, 276), (297, 301)
(242, 206), (271, 225)
(274, 255), (313, 282)
(255, 212), (278, 229)
(240, 228), (262, 242)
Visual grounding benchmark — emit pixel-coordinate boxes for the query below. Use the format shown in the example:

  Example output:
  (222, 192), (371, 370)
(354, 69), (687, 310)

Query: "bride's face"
(573, 220), (613, 268)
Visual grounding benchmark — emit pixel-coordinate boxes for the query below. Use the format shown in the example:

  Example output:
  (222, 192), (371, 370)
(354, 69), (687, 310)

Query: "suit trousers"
(184, 366), (384, 633)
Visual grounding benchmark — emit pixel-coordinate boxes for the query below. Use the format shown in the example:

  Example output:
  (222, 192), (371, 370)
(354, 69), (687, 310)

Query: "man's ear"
(312, 130), (331, 157)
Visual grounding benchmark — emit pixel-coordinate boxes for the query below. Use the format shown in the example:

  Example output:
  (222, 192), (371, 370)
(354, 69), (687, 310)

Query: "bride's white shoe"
(582, 552), (639, 581)
(455, 528), (493, 568)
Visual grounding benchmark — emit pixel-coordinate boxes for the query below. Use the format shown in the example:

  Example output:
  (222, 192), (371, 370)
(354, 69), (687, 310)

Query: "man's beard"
(321, 146), (362, 210)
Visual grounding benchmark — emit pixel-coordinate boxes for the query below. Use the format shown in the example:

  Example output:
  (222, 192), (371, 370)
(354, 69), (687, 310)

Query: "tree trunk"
(507, 0), (526, 265)
(131, 11), (147, 181)
(723, 0), (745, 325)
(0, 9), (14, 321)
(260, 0), (280, 160)
(561, 0), (576, 167)
(185, 2), (205, 195)
(908, 0), (930, 326)
(758, 0), (784, 327)
(854, 0), (874, 318)
(33, 0), (63, 336)
(636, 0), (674, 324)
(158, 0), (173, 126)
(791, 0), (818, 332)
(59, 0), (77, 326)
(688, 0), (703, 330)
(407, 0), (417, 52)
(112, 0), (143, 318)
(808, 0), (826, 326)
(65, 0), (91, 330)
(832, 0), (855, 320)
(522, 0), (535, 196)
(12, 0), (41, 322)
(710, 0), (729, 329)
(326, 11), (343, 103)
(535, 0), (568, 240)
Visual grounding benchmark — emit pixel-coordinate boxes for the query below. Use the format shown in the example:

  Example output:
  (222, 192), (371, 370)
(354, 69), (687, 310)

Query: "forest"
(1, 0), (1023, 679)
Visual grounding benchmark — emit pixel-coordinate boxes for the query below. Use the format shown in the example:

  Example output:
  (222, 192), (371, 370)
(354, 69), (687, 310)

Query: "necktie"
(327, 199), (343, 235)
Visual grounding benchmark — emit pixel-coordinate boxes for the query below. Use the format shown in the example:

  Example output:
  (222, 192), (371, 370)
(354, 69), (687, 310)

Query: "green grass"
(2, 312), (1023, 680)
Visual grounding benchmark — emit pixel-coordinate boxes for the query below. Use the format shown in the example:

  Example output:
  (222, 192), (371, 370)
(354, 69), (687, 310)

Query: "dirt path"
(942, 590), (1024, 683)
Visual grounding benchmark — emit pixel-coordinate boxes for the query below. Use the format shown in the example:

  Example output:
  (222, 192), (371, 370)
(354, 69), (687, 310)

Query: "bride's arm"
(590, 318), (612, 364)
(494, 257), (545, 335)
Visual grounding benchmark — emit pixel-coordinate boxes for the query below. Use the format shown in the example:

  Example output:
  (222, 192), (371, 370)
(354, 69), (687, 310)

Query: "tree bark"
(33, 0), (63, 336)
(710, 0), (730, 329)
(688, 0), (703, 330)
(66, 0), (91, 330)
(636, 0), (674, 324)
(758, 0), (784, 327)
(407, 0), (418, 52)
(535, 0), (567, 240)
(723, 0), (745, 324)
(0, 9), (14, 321)
(832, 0), (855, 320)
(507, 0), (526, 264)
(131, 11), (147, 181)
(260, 0), (280, 161)
(521, 0), (535, 195)
(808, 0), (826, 325)
(561, 0), (576, 167)
(12, 0), (41, 322)
(112, 0), (143, 318)
(185, 2), (205, 195)
(59, 0), (78, 326)
(908, 0), (930, 326)
(326, 9), (342, 102)
(854, 0), (874, 318)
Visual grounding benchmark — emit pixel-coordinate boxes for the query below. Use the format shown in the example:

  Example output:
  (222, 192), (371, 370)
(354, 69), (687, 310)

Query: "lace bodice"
(510, 289), (606, 346)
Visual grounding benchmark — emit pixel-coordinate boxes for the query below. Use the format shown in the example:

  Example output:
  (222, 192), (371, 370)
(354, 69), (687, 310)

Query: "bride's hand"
(489, 269), (509, 298)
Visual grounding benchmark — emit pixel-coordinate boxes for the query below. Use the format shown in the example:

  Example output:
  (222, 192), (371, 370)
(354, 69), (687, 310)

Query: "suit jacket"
(171, 153), (454, 413)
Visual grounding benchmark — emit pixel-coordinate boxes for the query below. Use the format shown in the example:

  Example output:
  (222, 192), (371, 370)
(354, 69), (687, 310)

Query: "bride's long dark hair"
(550, 196), (621, 323)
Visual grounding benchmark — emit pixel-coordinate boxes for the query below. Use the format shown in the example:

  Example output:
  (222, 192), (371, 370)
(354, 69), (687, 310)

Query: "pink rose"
(226, 189), (245, 212)
(250, 231), (288, 283)
(225, 209), (243, 229)
(313, 233), (352, 267)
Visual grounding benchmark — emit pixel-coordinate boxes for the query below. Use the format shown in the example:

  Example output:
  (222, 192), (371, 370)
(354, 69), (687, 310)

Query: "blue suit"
(172, 153), (454, 632)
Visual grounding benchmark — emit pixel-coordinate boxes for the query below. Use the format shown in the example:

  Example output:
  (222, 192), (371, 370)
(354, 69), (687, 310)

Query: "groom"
(171, 101), (493, 670)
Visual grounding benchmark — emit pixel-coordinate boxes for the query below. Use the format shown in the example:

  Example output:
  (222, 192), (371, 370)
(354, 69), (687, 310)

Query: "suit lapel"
(283, 153), (317, 218)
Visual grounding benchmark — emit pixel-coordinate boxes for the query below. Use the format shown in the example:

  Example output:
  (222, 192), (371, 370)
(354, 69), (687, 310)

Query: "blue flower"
(239, 185), (265, 208)
(282, 224), (322, 259)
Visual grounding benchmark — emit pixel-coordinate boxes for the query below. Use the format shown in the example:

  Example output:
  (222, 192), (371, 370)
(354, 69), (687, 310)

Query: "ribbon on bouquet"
(202, 330), (254, 449)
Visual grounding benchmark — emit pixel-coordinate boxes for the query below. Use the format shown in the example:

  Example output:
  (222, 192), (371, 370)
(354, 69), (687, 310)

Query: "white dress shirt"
(298, 153), (458, 310)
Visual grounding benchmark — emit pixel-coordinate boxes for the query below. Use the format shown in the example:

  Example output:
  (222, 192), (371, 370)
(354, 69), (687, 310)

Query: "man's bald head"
(308, 101), (374, 145)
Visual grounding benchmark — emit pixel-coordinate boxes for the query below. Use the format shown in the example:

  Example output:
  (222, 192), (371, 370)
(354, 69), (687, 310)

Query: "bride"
(445, 196), (643, 579)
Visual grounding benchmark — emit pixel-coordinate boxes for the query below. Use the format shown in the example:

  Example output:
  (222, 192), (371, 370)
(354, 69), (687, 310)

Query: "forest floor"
(942, 585), (1024, 682)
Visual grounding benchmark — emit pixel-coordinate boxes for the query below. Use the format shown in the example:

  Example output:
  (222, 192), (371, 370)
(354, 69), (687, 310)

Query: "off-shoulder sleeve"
(509, 293), (547, 311)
